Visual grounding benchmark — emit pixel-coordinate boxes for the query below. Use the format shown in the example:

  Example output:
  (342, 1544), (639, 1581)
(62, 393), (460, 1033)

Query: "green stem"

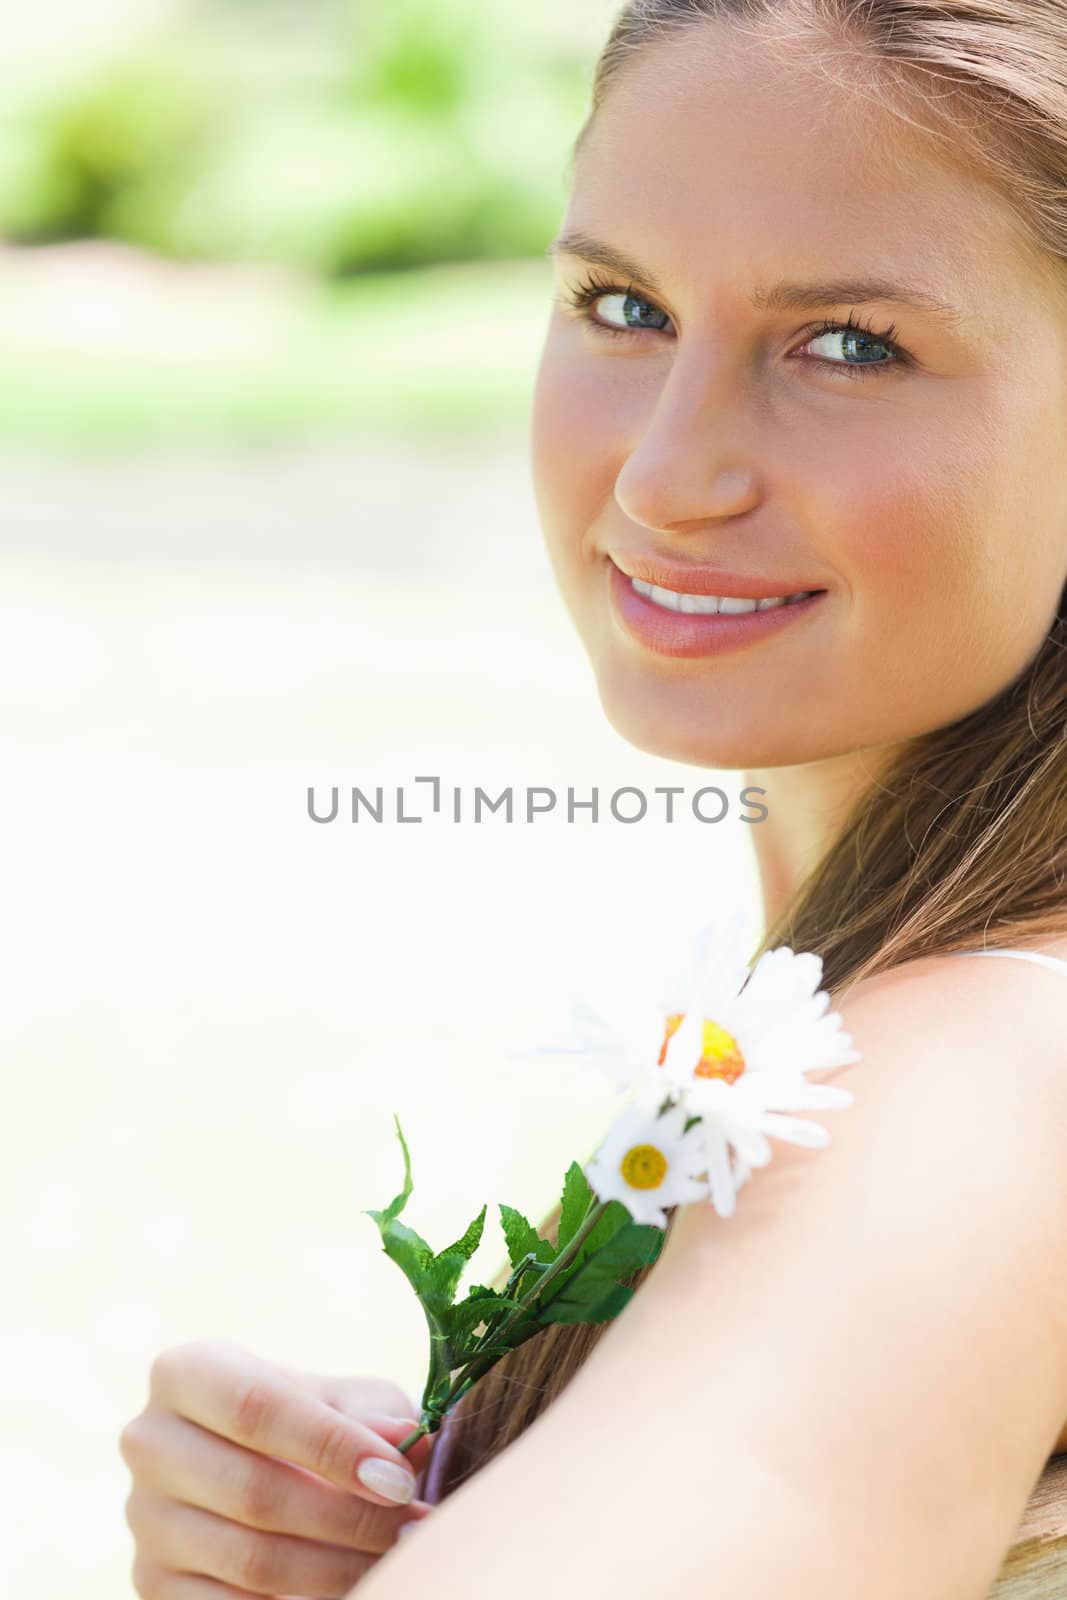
(396, 1196), (613, 1455)
(507, 1197), (611, 1317)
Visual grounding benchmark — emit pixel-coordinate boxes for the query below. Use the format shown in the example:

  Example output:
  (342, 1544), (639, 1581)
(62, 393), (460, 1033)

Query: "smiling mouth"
(607, 561), (827, 660)
(629, 577), (817, 615)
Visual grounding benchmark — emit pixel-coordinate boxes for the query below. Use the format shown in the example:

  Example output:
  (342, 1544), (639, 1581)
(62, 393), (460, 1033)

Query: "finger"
(132, 1555), (295, 1599)
(316, 1373), (425, 1424)
(356, 1415), (437, 1482)
(156, 1341), (418, 1430)
(149, 1345), (420, 1505)
(124, 1410), (427, 1555)
(126, 1489), (375, 1598)
(134, 1553), (345, 1599)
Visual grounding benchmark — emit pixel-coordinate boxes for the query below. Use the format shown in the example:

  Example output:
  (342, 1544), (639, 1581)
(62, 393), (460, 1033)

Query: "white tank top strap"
(950, 947), (1067, 978)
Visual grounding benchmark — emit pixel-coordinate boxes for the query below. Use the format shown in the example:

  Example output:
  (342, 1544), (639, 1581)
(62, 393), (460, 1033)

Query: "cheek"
(530, 325), (626, 600)
(802, 391), (1010, 630)
(802, 379), (1062, 701)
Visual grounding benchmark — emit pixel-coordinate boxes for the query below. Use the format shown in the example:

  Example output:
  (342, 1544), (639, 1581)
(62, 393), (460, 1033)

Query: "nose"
(613, 350), (764, 536)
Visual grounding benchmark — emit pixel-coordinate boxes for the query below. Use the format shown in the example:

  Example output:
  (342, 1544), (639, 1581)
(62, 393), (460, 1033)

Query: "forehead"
(570, 23), (1050, 324)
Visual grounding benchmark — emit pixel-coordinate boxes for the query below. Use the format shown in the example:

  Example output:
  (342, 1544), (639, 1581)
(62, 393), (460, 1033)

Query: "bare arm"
(349, 951), (1067, 1600)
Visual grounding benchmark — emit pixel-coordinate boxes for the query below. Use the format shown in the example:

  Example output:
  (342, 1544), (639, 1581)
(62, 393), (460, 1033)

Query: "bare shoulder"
(831, 940), (1067, 1094)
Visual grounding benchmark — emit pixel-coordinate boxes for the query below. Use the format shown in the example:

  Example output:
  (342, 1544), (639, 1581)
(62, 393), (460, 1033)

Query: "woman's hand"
(119, 1338), (436, 1598)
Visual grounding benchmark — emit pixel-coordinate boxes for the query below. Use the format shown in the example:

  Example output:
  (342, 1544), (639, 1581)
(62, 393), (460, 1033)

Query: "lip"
(608, 559), (826, 659)
(612, 553), (824, 601)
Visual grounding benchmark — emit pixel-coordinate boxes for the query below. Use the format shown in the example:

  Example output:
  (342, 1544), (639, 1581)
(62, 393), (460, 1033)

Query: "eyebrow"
(547, 229), (966, 326)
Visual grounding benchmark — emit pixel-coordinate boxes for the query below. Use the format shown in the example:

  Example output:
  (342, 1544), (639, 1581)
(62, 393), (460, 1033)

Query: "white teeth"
(631, 577), (814, 615)
(647, 581), (726, 614)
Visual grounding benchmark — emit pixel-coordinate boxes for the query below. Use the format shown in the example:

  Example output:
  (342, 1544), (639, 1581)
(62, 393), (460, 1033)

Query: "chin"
(591, 666), (851, 770)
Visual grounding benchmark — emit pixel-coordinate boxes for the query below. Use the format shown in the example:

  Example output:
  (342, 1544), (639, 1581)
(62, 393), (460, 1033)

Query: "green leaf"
(498, 1202), (557, 1272)
(435, 1204), (487, 1269)
(361, 1114), (461, 1410)
(428, 1204), (487, 1304)
(465, 1305), (544, 1362)
(537, 1222), (665, 1326)
(424, 1371), (459, 1417)
(452, 1281), (497, 1306)
(544, 1282), (635, 1324)
(557, 1161), (596, 1253)
(447, 1290), (526, 1343)
(569, 1197), (635, 1266)
(369, 1218), (436, 1286)
(421, 1252), (468, 1312)
(361, 1115), (436, 1288)
(364, 1113), (417, 1226)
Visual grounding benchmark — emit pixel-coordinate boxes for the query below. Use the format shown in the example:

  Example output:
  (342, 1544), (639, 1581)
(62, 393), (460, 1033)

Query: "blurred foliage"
(0, 257), (553, 448)
(0, 0), (603, 275)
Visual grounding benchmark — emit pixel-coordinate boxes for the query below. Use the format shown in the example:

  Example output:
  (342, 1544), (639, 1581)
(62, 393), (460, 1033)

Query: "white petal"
(733, 949), (824, 1048)
(584, 1156), (621, 1207)
(687, 918), (757, 1014)
(726, 1123), (773, 1168)
(509, 994), (624, 1064)
(757, 1111), (832, 1149)
(658, 1171), (711, 1211)
(685, 1077), (734, 1119)
(629, 1074), (678, 1115)
(651, 1099), (692, 1143)
(742, 1009), (860, 1077)
(753, 1075), (854, 1112)
(674, 1175), (712, 1206)
(661, 1007), (706, 1084)
(788, 1083), (854, 1110)
(738, 946), (804, 1006)
(702, 1120), (737, 1218)
(620, 1191), (670, 1228)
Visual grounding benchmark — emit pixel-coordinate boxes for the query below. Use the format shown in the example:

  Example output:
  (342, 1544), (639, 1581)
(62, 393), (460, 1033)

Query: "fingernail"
(356, 1457), (416, 1504)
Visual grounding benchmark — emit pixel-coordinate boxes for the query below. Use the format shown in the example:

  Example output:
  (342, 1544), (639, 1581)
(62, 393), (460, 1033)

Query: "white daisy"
(643, 955), (857, 1099)
(517, 918), (862, 1221)
(511, 908), (757, 1101)
(637, 944), (862, 1217)
(584, 1100), (711, 1229)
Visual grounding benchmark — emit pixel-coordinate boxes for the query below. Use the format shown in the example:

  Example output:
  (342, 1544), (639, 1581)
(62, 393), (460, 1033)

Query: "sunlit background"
(1, 3), (763, 1593)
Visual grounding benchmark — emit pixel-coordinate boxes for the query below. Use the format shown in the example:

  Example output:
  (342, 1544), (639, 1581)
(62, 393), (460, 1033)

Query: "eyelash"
(555, 271), (910, 380)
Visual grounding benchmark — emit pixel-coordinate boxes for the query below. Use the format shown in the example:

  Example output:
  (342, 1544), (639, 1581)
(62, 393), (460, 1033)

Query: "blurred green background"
(0, 0), (619, 446)
(2, 6), (763, 1597)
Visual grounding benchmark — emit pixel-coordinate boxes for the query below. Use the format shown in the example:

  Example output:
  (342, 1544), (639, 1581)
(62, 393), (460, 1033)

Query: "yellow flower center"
(695, 1018), (746, 1084)
(620, 1142), (669, 1190)
(659, 1011), (747, 1085)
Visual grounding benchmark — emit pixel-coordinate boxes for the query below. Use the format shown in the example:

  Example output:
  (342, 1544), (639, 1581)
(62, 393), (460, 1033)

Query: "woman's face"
(530, 23), (1067, 770)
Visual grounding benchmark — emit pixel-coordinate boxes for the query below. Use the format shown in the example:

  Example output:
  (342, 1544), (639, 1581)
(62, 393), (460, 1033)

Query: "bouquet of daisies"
(363, 911), (861, 1456)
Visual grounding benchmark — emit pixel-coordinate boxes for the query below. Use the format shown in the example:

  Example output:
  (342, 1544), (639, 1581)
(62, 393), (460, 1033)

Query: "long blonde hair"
(426, 0), (1067, 1501)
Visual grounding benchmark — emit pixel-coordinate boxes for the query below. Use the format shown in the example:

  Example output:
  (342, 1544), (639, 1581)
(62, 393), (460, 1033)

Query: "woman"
(120, 1), (1067, 1595)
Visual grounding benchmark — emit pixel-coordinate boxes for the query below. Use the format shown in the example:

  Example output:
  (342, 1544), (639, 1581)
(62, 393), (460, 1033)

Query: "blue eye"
(555, 272), (910, 381)
(556, 275), (671, 338)
(801, 311), (904, 376)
